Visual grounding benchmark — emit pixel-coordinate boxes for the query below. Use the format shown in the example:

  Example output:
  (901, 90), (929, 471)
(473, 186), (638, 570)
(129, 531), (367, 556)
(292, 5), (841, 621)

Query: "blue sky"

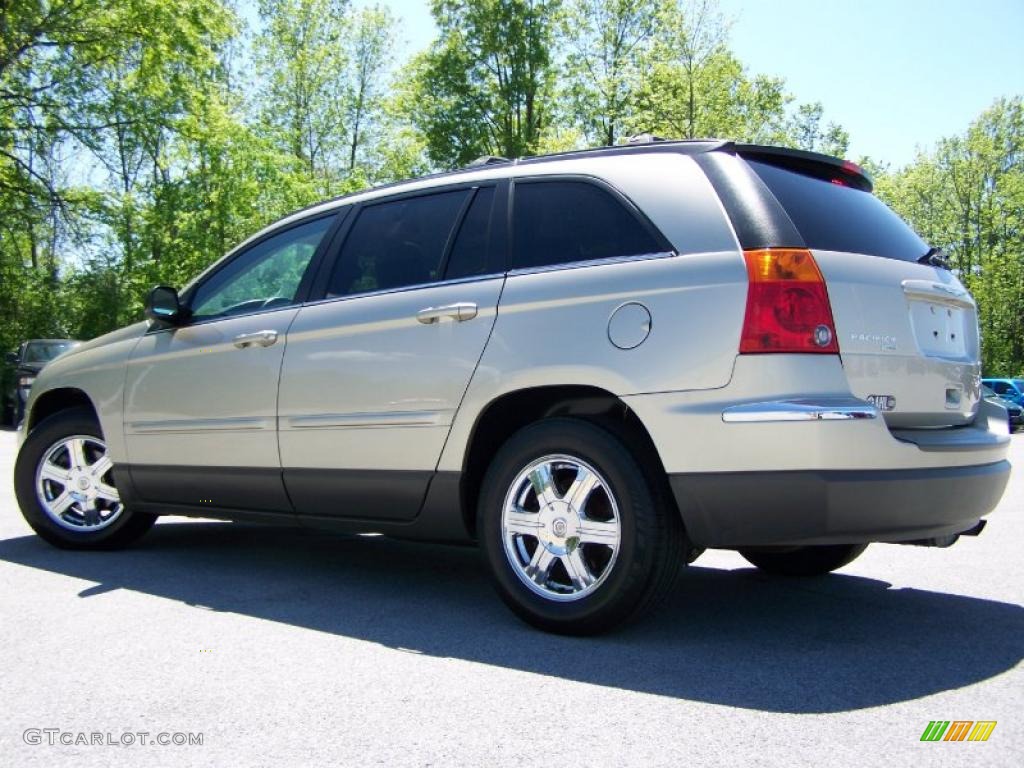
(371, 0), (1024, 167)
(236, 0), (1024, 167)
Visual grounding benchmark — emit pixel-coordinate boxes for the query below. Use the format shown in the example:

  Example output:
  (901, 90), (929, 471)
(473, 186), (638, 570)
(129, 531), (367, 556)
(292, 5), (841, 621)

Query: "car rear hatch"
(739, 148), (981, 428)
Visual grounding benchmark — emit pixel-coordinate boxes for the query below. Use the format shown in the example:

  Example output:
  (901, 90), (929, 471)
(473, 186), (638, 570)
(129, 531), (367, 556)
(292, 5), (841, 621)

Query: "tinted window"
(327, 190), (470, 297)
(23, 341), (75, 363)
(511, 181), (662, 270)
(992, 382), (1011, 395)
(445, 187), (500, 279)
(191, 216), (333, 319)
(748, 160), (929, 262)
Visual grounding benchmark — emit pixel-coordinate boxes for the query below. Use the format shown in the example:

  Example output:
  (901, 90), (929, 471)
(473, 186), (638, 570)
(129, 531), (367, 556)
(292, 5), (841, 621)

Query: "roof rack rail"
(625, 133), (668, 145)
(465, 155), (511, 168)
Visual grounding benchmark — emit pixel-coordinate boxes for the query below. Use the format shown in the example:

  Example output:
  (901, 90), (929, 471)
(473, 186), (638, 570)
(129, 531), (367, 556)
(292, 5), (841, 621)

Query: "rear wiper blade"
(918, 247), (950, 269)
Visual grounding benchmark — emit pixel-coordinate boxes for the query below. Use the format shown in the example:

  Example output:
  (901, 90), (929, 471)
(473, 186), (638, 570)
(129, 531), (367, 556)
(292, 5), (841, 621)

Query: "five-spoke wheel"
(479, 418), (686, 635)
(15, 407), (155, 549)
(35, 435), (124, 532)
(502, 455), (621, 601)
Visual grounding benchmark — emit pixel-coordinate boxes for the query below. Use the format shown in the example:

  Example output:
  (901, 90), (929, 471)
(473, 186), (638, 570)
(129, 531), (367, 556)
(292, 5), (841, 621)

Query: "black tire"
(738, 543), (868, 577)
(478, 418), (686, 635)
(14, 407), (156, 550)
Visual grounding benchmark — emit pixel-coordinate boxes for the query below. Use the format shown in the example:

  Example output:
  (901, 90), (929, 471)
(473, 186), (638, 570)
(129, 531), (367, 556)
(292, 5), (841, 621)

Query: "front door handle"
(416, 302), (478, 324)
(233, 330), (279, 348)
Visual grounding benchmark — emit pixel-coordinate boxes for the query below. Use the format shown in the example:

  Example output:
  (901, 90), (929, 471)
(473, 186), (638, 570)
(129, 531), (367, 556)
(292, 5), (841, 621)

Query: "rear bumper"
(669, 460), (1010, 547)
(624, 355), (1013, 547)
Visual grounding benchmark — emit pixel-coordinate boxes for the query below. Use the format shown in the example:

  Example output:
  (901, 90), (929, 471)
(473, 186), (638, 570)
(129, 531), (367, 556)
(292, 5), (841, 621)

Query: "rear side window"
(511, 180), (662, 270)
(327, 189), (470, 297)
(445, 186), (501, 279)
(748, 159), (929, 262)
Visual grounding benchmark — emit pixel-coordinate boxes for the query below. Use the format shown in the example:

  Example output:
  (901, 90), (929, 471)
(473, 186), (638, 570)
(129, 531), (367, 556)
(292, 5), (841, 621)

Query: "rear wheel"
(478, 418), (685, 635)
(739, 543), (868, 577)
(14, 407), (156, 549)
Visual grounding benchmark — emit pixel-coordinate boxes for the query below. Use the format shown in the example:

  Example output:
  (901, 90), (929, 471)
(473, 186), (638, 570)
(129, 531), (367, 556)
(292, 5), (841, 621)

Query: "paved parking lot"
(0, 426), (1020, 767)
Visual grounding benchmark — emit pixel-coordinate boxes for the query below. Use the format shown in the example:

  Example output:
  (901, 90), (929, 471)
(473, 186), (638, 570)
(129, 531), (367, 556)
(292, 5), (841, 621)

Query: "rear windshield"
(747, 159), (929, 262)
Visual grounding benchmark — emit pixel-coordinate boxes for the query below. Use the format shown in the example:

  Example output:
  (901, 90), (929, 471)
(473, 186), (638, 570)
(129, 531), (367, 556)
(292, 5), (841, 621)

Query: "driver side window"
(190, 215), (334, 320)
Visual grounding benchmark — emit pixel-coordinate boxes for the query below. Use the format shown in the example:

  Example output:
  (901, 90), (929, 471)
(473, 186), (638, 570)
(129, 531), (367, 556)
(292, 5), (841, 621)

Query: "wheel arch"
(459, 385), (677, 538)
(28, 387), (98, 432)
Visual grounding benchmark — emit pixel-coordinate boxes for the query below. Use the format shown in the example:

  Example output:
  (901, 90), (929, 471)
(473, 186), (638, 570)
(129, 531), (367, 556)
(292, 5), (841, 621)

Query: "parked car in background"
(0, 363), (13, 426)
(5, 340), (80, 426)
(982, 378), (1024, 409)
(982, 384), (1023, 432)
(12, 140), (1013, 634)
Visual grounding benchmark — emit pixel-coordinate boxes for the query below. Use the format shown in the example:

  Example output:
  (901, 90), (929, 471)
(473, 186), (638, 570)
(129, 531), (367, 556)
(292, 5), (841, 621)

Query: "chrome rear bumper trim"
(722, 398), (879, 423)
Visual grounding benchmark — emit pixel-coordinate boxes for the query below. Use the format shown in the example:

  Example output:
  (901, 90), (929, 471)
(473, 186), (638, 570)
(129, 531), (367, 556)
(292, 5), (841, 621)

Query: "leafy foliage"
(406, 0), (562, 168)
(875, 98), (1024, 374)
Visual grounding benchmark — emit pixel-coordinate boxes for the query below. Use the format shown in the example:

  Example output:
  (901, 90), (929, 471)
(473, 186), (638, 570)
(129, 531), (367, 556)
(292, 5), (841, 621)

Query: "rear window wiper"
(918, 247), (950, 269)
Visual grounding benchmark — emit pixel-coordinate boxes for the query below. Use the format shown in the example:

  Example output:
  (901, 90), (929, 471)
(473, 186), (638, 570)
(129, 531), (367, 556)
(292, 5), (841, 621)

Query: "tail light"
(739, 248), (839, 354)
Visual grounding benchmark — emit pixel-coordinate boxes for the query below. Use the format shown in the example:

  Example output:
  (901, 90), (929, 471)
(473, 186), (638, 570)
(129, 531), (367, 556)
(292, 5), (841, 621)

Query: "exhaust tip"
(959, 519), (987, 537)
(900, 519), (988, 548)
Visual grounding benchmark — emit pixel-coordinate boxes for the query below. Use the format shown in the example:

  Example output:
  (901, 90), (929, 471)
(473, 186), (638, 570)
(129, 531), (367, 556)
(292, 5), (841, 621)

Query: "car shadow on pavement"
(0, 520), (1021, 714)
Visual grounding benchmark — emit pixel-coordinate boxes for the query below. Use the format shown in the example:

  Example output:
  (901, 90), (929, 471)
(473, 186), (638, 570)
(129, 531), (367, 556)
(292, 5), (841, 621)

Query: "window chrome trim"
(722, 398), (879, 423)
(505, 250), (677, 277)
(300, 271), (507, 309)
(143, 303), (300, 335)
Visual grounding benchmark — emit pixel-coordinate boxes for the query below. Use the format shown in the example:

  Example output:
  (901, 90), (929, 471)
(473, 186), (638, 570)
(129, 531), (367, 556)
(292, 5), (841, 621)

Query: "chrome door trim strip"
(127, 416), (272, 433)
(285, 410), (449, 429)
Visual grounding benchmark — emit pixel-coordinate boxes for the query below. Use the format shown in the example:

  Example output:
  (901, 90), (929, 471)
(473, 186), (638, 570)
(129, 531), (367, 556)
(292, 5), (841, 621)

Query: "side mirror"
(4, 352), (17, 365)
(144, 285), (185, 325)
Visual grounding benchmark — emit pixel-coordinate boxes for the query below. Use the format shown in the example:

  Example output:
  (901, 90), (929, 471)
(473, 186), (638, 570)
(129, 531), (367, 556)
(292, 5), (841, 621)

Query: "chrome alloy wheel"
(34, 435), (123, 532)
(501, 454), (622, 602)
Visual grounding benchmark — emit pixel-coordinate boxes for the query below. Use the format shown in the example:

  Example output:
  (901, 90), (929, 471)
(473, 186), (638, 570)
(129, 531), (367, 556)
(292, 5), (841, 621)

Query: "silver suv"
(13, 141), (1012, 634)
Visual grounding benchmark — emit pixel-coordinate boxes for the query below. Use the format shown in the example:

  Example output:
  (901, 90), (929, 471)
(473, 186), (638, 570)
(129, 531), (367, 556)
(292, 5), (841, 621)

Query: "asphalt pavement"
(0, 426), (1021, 767)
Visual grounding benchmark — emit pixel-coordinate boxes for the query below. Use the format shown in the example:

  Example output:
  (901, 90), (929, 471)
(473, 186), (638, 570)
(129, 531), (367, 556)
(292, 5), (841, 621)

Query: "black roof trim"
(693, 152), (805, 251)
(729, 143), (873, 192)
(516, 139), (729, 166)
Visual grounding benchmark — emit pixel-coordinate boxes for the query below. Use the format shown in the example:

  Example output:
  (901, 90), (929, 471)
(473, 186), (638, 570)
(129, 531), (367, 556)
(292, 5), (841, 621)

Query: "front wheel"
(478, 418), (686, 635)
(14, 407), (156, 549)
(738, 543), (868, 577)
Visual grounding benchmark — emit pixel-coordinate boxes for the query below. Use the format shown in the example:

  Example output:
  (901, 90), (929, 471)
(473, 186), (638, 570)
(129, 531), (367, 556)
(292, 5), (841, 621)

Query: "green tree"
(346, 4), (399, 172)
(786, 101), (850, 157)
(876, 97), (1024, 374)
(632, 0), (788, 142)
(561, 0), (664, 146)
(1, 0), (235, 346)
(405, 0), (562, 168)
(254, 0), (353, 195)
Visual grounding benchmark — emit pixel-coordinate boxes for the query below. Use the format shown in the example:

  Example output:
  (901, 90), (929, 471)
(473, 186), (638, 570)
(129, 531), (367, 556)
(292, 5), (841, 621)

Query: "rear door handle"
(416, 302), (478, 324)
(233, 330), (279, 348)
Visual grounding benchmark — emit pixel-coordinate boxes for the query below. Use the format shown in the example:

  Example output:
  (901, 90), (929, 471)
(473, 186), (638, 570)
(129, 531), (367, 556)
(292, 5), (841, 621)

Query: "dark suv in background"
(5, 340), (79, 425)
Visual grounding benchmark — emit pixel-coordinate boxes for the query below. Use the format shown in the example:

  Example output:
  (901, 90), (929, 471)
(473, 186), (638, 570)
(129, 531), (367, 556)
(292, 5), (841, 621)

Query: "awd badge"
(866, 394), (896, 411)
